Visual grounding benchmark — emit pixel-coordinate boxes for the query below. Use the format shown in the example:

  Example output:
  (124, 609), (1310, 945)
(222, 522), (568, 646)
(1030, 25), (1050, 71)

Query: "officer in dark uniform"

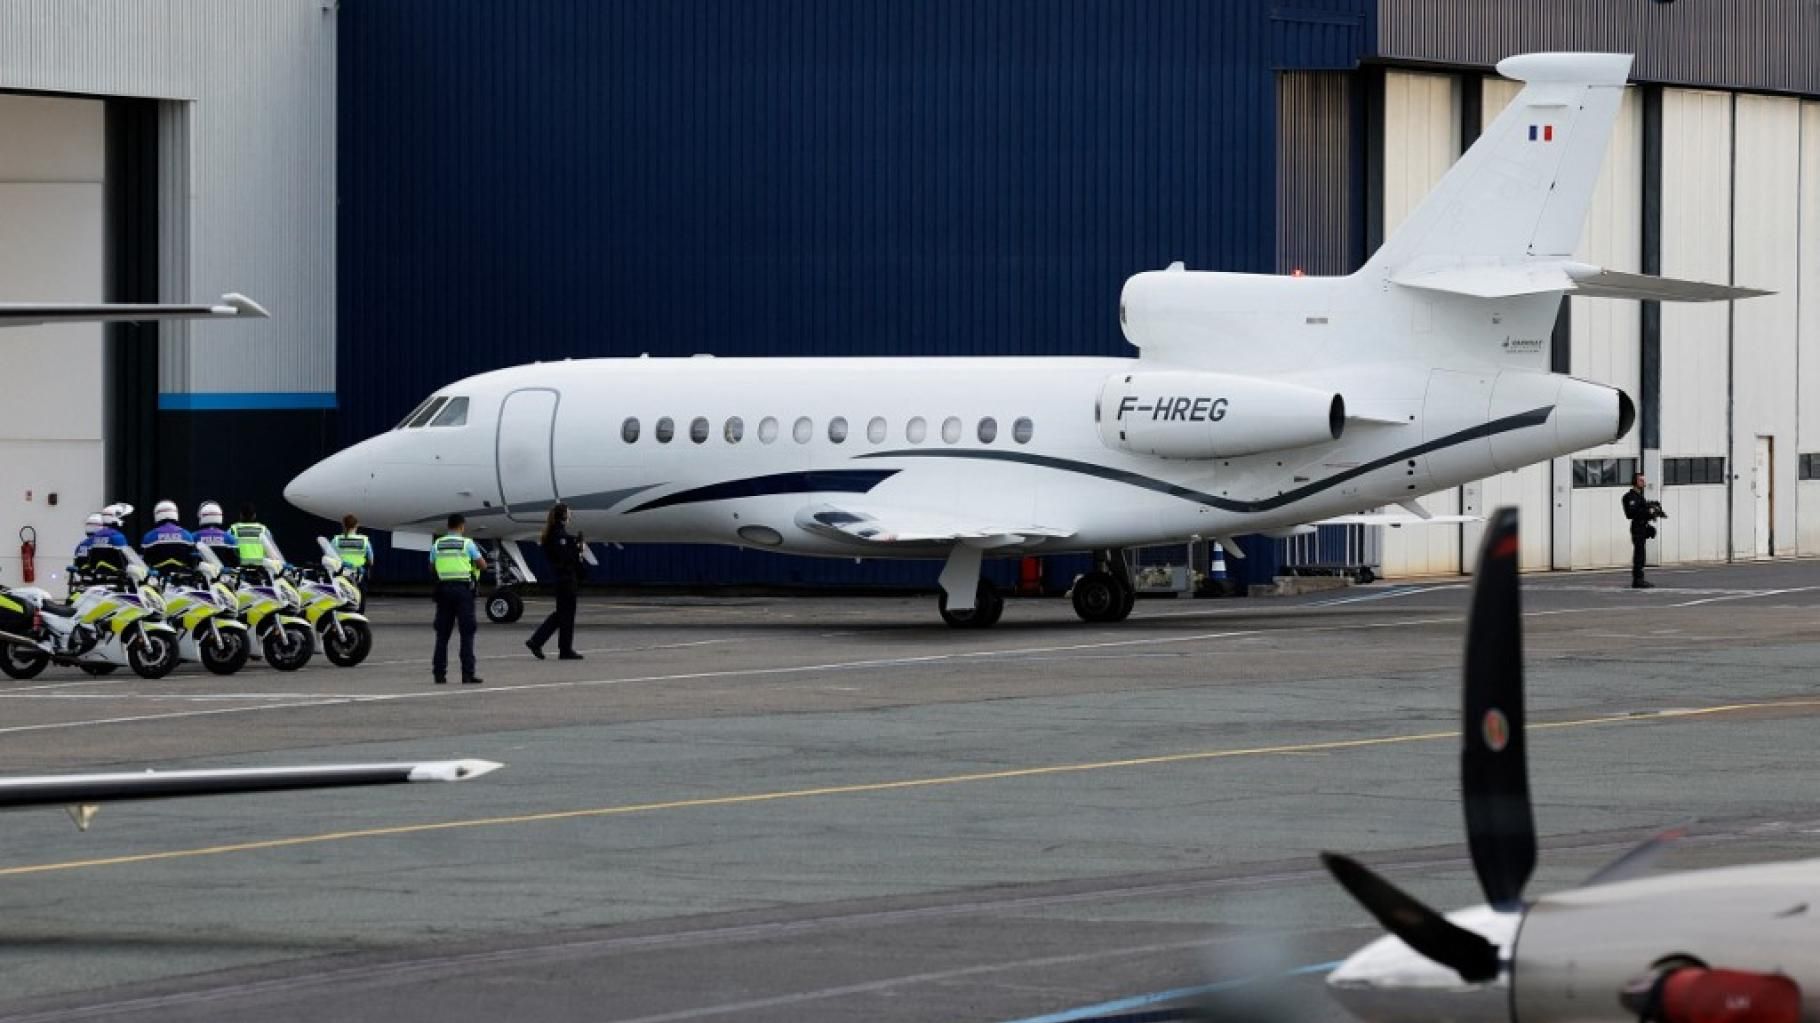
(430, 513), (487, 685)
(1621, 472), (1665, 589)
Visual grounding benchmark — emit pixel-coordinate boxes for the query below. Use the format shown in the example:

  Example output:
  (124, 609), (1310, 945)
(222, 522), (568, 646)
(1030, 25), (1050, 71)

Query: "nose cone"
(285, 449), (367, 520)
(1326, 905), (1518, 1023)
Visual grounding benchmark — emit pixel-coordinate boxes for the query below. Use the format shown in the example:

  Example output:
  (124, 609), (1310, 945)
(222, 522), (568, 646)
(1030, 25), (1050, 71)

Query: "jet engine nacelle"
(1096, 371), (1345, 459)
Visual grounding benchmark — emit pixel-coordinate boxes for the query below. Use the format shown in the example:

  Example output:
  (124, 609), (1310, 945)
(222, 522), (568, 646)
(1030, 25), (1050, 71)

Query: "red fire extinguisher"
(19, 526), (35, 584)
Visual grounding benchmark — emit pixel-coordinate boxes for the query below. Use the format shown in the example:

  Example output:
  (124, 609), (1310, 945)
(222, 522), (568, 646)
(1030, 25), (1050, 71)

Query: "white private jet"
(287, 52), (1766, 629)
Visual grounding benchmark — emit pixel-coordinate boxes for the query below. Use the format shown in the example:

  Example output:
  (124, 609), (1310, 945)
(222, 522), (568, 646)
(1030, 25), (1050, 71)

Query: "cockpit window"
(406, 397), (450, 429)
(429, 396), (469, 427)
(396, 397), (438, 429)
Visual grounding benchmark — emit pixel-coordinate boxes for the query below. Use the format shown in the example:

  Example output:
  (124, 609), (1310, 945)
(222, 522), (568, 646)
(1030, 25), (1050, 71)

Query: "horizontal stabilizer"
(0, 293), (270, 329)
(1393, 262), (1769, 303)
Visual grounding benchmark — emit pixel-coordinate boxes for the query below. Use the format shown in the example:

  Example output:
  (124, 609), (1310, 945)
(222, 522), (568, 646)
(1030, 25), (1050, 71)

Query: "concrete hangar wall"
(0, 1), (335, 586)
(337, 0), (1819, 588)
(1355, 1), (1820, 577)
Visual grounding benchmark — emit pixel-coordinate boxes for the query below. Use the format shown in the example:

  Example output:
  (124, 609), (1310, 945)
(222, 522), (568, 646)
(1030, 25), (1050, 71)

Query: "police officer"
(332, 513), (374, 610)
(1621, 472), (1665, 589)
(72, 513), (103, 561)
(229, 503), (279, 583)
(141, 500), (198, 575)
(430, 513), (486, 685)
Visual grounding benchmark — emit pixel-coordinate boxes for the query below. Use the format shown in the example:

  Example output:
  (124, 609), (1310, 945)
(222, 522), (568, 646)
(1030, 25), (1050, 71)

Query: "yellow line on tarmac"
(2, 697), (1816, 878)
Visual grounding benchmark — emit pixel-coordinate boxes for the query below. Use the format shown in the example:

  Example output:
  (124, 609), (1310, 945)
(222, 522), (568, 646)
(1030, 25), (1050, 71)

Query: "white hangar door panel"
(1802, 101), (1820, 555)
(0, 96), (104, 586)
(1657, 89), (1733, 566)
(1377, 70), (1463, 579)
(1731, 95), (1801, 559)
(497, 389), (560, 522)
(1564, 84), (1643, 570)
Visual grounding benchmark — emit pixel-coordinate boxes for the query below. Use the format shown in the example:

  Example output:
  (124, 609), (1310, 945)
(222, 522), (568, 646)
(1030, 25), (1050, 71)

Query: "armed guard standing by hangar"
(430, 513), (486, 685)
(1622, 472), (1666, 589)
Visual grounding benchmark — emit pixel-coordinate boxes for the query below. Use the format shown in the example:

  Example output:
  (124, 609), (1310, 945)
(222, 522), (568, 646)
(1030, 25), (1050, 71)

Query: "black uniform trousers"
(1630, 528), (1649, 583)
(432, 581), (477, 679)
(530, 581), (577, 654)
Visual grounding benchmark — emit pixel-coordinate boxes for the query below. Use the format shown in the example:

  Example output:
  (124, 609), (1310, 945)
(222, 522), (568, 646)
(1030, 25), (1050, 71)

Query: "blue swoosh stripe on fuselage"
(854, 406), (1554, 514)
(626, 469), (901, 513)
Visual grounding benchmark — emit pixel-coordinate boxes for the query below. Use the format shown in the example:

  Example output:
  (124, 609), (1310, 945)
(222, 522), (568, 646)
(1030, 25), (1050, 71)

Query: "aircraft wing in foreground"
(0, 293), (269, 328)
(0, 760), (503, 831)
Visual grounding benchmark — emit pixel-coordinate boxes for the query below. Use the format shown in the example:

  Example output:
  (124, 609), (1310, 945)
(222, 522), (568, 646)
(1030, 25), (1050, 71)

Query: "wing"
(0, 293), (269, 329)
(794, 502), (1073, 549)
(0, 760), (502, 820)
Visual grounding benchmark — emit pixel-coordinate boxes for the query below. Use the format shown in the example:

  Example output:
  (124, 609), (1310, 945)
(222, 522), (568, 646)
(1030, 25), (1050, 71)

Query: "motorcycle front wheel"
(263, 623), (315, 672)
(127, 630), (180, 680)
(0, 643), (50, 680)
(321, 619), (372, 668)
(200, 628), (251, 675)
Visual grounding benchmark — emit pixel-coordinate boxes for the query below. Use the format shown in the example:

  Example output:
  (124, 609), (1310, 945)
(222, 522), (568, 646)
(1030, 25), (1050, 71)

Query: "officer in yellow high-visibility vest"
(429, 513), (487, 685)
(332, 513), (375, 611)
(229, 503), (279, 584)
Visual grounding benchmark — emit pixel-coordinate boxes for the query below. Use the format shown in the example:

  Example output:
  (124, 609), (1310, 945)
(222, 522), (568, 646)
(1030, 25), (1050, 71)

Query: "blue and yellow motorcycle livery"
(151, 546), (252, 676)
(290, 538), (373, 668)
(0, 549), (181, 680)
(211, 546), (316, 673)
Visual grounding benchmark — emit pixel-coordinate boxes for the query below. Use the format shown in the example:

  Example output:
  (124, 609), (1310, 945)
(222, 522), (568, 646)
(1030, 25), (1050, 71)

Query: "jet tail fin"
(1364, 53), (1632, 277)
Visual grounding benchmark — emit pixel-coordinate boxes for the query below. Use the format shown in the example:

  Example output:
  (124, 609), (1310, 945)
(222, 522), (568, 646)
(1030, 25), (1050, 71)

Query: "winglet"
(407, 759), (506, 782)
(216, 292), (271, 319)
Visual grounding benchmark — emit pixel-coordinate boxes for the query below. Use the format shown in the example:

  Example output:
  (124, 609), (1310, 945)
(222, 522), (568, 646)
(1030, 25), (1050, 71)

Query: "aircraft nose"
(285, 450), (365, 519)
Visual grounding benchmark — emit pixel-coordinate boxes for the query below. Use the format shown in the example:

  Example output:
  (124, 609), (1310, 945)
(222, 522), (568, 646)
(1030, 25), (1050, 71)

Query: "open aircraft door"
(496, 388), (560, 522)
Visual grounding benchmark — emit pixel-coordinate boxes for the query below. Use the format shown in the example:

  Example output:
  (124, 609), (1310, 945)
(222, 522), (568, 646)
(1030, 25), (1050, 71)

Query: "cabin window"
(867, 416), (887, 444)
(724, 416), (744, 443)
(828, 417), (849, 443)
(906, 417), (927, 444)
(655, 417), (675, 443)
(1013, 417), (1033, 444)
(621, 417), (640, 443)
(406, 397), (448, 429)
(941, 416), (962, 444)
(977, 417), (997, 443)
(793, 416), (813, 443)
(690, 417), (710, 444)
(429, 397), (469, 427)
(758, 417), (779, 444)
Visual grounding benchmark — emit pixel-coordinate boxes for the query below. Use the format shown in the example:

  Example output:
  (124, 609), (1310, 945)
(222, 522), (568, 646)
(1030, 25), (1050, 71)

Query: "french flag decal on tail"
(1528, 124), (1554, 142)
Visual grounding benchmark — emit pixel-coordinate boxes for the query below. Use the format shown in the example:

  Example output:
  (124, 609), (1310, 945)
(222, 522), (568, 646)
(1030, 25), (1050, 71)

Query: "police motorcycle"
(0, 547), (182, 680)
(146, 541), (252, 676)
(211, 540), (316, 672)
(288, 537), (373, 667)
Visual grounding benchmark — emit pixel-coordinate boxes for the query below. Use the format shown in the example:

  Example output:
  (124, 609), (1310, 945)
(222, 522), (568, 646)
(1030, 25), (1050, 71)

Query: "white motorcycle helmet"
(83, 513), (103, 535)
(153, 499), (179, 524)
(198, 500), (224, 527)
(101, 504), (124, 528)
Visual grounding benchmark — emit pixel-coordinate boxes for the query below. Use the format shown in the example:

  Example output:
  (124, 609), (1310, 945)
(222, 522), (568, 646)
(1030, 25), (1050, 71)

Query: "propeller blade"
(1462, 506), (1537, 910)
(1582, 822), (1691, 888)
(1320, 852), (1502, 983)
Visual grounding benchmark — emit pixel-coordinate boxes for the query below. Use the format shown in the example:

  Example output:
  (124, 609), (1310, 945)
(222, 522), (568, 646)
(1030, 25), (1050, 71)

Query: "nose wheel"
(485, 587), (525, 624)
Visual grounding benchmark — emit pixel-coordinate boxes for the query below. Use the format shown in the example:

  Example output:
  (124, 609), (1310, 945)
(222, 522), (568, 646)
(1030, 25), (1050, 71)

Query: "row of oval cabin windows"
(621, 415), (1034, 446)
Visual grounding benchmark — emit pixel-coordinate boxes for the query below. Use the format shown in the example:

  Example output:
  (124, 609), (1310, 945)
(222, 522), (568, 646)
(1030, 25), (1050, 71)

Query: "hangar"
(1, 0), (1816, 588)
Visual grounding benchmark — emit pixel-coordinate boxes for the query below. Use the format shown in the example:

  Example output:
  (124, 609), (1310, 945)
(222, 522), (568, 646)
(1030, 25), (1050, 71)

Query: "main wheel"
(127, 630), (180, 680)
(200, 628), (252, 675)
(1071, 571), (1134, 623)
(938, 583), (1003, 629)
(486, 588), (524, 624)
(0, 644), (49, 680)
(321, 619), (373, 668)
(263, 623), (315, 672)
(78, 663), (119, 676)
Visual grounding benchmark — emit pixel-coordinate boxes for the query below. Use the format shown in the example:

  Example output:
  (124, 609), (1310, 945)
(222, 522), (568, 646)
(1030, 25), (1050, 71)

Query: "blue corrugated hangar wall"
(337, 0), (1371, 588)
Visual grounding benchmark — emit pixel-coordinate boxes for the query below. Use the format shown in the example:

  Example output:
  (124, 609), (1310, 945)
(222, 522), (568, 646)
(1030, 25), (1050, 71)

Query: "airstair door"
(497, 388), (559, 522)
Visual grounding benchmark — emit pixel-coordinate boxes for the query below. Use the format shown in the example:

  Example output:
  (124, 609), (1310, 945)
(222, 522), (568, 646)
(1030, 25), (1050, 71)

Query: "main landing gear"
(933, 546), (1136, 628)
(1070, 550), (1136, 624)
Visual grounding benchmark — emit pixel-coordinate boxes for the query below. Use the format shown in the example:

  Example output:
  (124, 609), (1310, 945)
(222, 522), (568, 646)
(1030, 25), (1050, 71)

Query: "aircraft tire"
(938, 583), (1002, 629)
(1071, 571), (1131, 623)
(486, 587), (525, 624)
